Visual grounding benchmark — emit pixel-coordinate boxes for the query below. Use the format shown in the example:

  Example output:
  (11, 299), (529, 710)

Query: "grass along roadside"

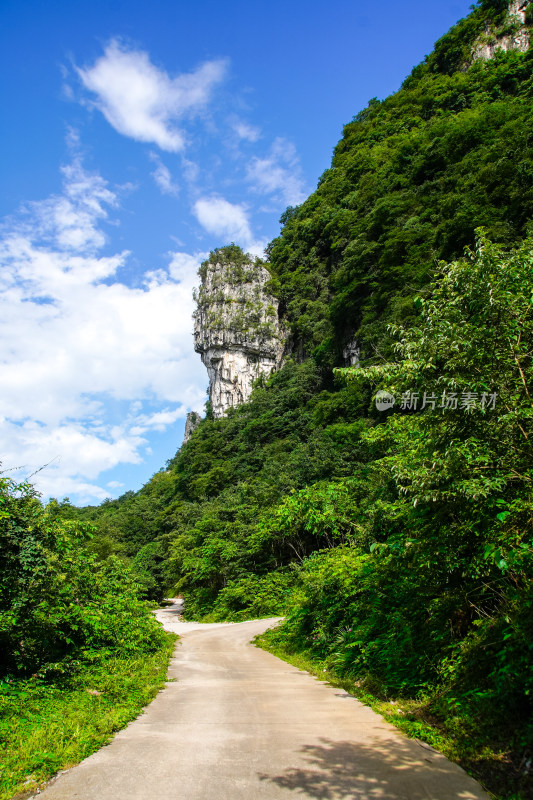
(255, 629), (529, 800)
(0, 633), (176, 800)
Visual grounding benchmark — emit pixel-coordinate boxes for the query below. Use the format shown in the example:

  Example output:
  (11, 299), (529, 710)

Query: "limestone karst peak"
(193, 246), (286, 418)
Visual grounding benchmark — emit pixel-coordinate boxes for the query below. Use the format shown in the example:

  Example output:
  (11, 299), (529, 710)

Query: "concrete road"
(33, 600), (488, 799)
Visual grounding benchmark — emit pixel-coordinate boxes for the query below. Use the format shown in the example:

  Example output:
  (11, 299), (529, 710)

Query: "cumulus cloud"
(76, 40), (227, 152)
(168, 250), (205, 281)
(149, 152), (179, 195)
(26, 159), (118, 253)
(0, 159), (206, 502)
(246, 137), (307, 206)
(193, 196), (265, 256)
(193, 196), (252, 242)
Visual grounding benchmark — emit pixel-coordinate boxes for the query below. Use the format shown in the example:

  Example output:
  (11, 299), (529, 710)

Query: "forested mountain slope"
(57, 2), (533, 796)
(267, 0), (533, 362)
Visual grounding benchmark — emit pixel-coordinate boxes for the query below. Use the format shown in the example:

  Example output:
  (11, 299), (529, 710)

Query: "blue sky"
(0, 0), (472, 504)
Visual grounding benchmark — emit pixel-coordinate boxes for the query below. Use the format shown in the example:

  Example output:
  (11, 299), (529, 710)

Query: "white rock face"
(473, 0), (530, 61)
(510, 0), (528, 24)
(183, 411), (202, 443)
(193, 254), (285, 418)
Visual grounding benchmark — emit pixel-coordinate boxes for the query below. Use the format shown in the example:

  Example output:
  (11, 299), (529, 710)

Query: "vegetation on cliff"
(267, 15), (533, 363)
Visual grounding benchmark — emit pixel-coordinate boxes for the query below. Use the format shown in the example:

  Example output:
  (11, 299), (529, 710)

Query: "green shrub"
(0, 477), (165, 677)
(201, 571), (296, 621)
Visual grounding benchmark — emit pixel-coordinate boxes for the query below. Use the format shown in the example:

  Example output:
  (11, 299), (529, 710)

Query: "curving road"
(33, 599), (488, 799)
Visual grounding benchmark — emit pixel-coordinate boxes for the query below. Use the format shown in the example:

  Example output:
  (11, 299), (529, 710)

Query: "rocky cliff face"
(473, 0), (530, 60)
(193, 250), (285, 418)
(183, 411), (202, 443)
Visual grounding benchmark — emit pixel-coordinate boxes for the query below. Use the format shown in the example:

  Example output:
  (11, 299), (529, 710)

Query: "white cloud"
(246, 137), (306, 206)
(77, 40), (227, 152)
(0, 159), (207, 502)
(233, 120), (261, 142)
(27, 159), (118, 253)
(193, 196), (265, 256)
(149, 152), (179, 195)
(129, 407), (186, 435)
(193, 196), (252, 241)
(168, 250), (206, 281)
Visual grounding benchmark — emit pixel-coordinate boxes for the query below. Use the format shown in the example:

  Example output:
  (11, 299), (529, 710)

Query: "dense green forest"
(3, 1), (533, 797)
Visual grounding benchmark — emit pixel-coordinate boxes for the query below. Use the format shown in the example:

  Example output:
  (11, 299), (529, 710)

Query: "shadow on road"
(158, 598), (185, 616)
(258, 736), (477, 799)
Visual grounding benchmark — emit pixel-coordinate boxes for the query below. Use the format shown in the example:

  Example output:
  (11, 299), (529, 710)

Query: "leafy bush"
(269, 235), (533, 763)
(132, 541), (167, 602)
(194, 571), (296, 621)
(0, 477), (165, 677)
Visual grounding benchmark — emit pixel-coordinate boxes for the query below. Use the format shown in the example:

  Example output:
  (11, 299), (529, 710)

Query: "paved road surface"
(33, 600), (488, 799)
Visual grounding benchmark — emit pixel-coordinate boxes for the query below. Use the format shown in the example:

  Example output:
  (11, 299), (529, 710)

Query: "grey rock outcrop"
(183, 411), (202, 443)
(193, 251), (285, 418)
(473, 0), (530, 61)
